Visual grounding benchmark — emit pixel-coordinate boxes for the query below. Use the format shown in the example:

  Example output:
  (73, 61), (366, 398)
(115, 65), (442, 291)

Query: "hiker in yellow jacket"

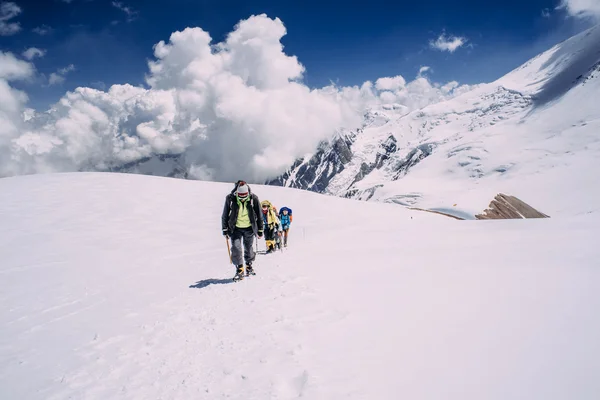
(260, 200), (281, 253)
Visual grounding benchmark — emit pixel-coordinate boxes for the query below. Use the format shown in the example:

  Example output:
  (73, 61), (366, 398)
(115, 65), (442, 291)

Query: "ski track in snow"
(1, 173), (600, 399)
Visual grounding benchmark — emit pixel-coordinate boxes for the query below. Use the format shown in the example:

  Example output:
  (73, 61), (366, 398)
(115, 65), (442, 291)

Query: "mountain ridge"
(267, 25), (600, 217)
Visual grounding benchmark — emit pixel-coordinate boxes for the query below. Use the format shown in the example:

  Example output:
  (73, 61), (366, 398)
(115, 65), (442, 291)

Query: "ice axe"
(225, 236), (232, 264)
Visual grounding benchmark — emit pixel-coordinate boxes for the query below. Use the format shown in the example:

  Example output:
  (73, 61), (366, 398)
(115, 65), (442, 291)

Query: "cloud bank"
(560, 0), (600, 19)
(1, 14), (473, 182)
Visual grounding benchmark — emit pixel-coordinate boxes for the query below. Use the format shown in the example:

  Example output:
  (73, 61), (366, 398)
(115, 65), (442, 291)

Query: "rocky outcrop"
(266, 131), (355, 192)
(475, 194), (550, 220)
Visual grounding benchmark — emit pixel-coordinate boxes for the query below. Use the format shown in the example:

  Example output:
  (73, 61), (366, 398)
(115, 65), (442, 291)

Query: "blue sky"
(1, 0), (594, 110)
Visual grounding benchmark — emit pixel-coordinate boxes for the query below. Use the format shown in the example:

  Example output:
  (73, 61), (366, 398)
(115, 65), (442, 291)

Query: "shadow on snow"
(189, 278), (233, 289)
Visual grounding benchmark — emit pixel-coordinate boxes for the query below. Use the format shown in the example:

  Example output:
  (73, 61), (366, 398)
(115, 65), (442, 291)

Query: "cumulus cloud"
(0, 52), (34, 172)
(375, 77), (474, 111)
(429, 32), (468, 53)
(375, 76), (406, 91)
(0, 14), (473, 181)
(559, 0), (600, 19)
(22, 47), (46, 60)
(0, 1), (21, 36)
(0, 51), (34, 80)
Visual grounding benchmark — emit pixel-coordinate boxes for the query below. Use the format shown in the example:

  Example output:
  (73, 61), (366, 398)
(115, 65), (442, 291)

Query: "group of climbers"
(260, 200), (292, 253)
(221, 180), (293, 281)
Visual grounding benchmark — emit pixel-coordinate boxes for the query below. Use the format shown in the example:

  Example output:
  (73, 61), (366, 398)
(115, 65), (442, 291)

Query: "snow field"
(1, 172), (599, 399)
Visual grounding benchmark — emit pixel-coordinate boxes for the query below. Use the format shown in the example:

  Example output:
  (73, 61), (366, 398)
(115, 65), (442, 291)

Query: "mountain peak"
(269, 26), (600, 217)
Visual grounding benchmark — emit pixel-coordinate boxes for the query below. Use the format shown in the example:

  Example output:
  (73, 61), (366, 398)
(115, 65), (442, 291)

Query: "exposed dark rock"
(392, 143), (435, 180)
(266, 132), (355, 192)
(374, 135), (397, 169)
(475, 193), (550, 219)
(344, 185), (383, 201)
(266, 158), (305, 187)
(351, 162), (374, 186)
(349, 135), (398, 187)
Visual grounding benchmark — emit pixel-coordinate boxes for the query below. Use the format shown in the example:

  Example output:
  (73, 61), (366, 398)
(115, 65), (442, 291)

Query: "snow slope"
(1, 172), (599, 399)
(272, 25), (600, 218)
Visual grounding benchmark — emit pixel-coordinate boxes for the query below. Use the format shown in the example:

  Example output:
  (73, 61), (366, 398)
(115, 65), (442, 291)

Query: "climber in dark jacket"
(221, 180), (264, 280)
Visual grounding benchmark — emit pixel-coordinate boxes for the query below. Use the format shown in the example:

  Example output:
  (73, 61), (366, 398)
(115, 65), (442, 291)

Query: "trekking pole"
(225, 236), (232, 264)
(280, 232), (284, 252)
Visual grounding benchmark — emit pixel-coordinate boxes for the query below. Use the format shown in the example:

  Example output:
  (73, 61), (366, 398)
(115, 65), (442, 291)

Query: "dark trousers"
(230, 227), (255, 266)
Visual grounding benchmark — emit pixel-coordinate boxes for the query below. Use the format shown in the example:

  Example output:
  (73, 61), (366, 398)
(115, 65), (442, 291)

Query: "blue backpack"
(279, 207), (292, 227)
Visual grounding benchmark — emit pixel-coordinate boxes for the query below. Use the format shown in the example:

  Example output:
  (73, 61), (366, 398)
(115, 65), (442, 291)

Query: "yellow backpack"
(261, 200), (279, 227)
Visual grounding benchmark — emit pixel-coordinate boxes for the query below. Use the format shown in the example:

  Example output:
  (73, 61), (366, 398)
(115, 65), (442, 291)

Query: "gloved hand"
(258, 231), (263, 239)
(222, 228), (229, 237)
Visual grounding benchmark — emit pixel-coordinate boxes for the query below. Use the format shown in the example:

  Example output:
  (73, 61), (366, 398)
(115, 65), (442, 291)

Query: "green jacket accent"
(235, 196), (252, 229)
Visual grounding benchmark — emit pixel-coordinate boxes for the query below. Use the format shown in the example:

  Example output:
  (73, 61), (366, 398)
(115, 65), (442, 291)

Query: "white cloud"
(375, 76), (406, 91)
(542, 8), (552, 18)
(0, 51), (34, 81)
(418, 66), (431, 76)
(48, 73), (65, 86)
(0, 14), (474, 181)
(22, 47), (46, 60)
(32, 25), (53, 35)
(0, 52), (34, 175)
(429, 32), (468, 53)
(559, 0), (600, 19)
(0, 1), (21, 36)
(58, 64), (75, 75)
(440, 81), (459, 94)
(47, 64), (75, 86)
(112, 1), (138, 22)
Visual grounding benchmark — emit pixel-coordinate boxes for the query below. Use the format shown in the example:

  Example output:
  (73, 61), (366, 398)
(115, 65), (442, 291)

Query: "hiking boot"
(246, 264), (255, 276)
(233, 265), (244, 281)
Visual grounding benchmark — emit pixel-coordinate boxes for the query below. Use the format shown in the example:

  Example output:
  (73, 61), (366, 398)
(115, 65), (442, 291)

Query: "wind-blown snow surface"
(1, 173), (600, 399)
(274, 25), (600, 218)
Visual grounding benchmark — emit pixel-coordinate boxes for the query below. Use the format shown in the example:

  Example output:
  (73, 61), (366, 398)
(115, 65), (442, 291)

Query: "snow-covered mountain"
(1, 172), (599, 399)
(269, 26), (600, 218)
